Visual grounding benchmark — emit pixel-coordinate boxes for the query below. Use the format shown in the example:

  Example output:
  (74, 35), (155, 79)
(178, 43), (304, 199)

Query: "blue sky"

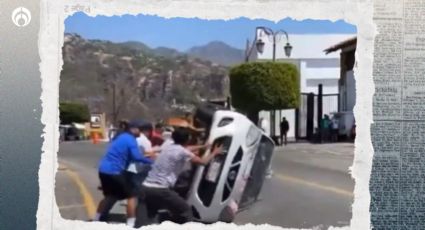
(65, 13), (356, 51)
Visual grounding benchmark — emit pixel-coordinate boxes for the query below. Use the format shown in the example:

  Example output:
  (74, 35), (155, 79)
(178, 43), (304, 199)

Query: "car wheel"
(195, 103), (225, 126)
(218, 206), (235, 223)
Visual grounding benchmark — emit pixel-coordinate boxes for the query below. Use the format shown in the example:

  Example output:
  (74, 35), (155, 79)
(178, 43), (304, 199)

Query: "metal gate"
(296, 93), (339, 140)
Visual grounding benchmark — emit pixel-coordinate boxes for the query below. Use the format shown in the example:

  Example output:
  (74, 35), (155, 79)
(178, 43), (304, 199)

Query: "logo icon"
(12, 7), (31, 27)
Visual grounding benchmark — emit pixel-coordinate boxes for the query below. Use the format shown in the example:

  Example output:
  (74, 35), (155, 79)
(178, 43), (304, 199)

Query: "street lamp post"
(245, 26), (292, 138)
(104, 82), (117, 126)
(246, 27), (292, 62)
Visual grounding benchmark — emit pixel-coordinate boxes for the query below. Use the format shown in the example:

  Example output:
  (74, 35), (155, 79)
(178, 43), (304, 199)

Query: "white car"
(186, 110), (275, 223)
(134, 107), (275, 226)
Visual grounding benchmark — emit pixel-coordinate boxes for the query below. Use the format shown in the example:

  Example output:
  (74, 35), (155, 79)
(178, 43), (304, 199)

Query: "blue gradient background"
(0, 1), (41, 229)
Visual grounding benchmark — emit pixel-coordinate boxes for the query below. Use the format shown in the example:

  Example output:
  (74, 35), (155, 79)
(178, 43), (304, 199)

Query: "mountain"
(118, 40), (246, 65)
(119, 41), (151, 51)
(153, 47), (181, 58)
(120, 41), (181, 58)
(61, 33), (229, 121)
(187, 41), (245, 66)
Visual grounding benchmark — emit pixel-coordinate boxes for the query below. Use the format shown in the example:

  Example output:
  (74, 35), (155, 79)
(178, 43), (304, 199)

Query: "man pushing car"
(136, 127), (223, 225)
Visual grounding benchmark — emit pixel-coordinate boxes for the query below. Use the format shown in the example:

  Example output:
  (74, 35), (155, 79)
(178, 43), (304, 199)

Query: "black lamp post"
(255, 27), (292, 61)
(245, 26), (293, 137)
(246, 26), (292, 62)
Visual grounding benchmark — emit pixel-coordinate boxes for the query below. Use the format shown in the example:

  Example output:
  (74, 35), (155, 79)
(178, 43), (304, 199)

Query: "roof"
(324, 37), (357, 54)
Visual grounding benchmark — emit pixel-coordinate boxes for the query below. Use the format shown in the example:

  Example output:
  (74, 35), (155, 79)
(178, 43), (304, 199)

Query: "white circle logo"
(12, 7), (31, 27)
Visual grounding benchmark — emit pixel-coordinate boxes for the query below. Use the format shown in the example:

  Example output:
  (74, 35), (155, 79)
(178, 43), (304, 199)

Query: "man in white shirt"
(136, 123), (156, 158)
(137, 132), (153, 154)
(330, 116), (339, 142)
(128, 122), (156, 175)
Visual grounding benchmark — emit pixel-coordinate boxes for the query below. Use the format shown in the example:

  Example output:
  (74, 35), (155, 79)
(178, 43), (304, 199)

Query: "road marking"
(58, 204), (86, 210)
(60, 163), (97, 218)
(323, 149), (353, 156)
(275, 174), (354, 198)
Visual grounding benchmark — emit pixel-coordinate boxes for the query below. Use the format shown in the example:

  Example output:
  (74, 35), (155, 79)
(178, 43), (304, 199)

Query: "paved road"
(56, 141), (354, 229)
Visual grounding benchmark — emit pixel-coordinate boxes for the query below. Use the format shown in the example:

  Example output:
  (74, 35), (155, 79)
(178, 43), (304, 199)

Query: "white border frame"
(38, 1), (376, 229)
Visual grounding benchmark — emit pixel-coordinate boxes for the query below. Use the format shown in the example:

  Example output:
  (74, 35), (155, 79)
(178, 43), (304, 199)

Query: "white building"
(324, 37), (357, 113)
(249, 27), (356, 139)
(324, 37), (357, 138)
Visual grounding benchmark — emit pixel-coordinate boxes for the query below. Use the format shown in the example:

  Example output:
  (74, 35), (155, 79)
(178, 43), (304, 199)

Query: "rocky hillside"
(60, 33), (230, 121)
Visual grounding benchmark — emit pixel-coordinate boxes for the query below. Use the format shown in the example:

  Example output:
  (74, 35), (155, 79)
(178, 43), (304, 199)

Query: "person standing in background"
(280, 117), (289, 146)
(330, 115), (339, 142)
(108, 123), (115, 142)
(320, 115), (331, 143)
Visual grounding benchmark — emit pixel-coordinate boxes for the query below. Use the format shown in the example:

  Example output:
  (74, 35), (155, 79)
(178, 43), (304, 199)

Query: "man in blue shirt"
(94, 120), (153, 227)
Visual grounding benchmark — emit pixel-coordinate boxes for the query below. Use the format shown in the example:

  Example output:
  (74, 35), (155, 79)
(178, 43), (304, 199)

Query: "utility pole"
(112, 82), (116, 126)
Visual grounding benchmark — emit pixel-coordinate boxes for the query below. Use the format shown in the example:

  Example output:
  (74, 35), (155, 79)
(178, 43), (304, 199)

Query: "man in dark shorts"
(280, 117), (289, 146)
(93, 120), (153, 227)
(137, 128), (222, 225)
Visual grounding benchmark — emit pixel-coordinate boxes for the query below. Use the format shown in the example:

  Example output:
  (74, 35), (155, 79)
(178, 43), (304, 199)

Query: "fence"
(296, 92), (339, 140)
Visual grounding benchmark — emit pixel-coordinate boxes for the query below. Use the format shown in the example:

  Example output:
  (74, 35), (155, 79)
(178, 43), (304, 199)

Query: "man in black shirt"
(280, 117), (289, 146)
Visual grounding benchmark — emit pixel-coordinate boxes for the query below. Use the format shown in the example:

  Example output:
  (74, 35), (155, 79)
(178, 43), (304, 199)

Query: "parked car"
(135, 105), (275, 225)
(59, 123), (86, 141)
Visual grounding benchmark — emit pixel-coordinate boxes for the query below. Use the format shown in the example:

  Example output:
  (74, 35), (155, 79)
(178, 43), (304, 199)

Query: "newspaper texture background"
(37, 0), (374, 229)
(370, 0), (425, 229)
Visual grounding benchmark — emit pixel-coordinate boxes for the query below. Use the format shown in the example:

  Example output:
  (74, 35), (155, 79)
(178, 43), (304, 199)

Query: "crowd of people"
(259, 114), (342, 145)
(93, 119), (222, 227)
(320, 114), (340, 143)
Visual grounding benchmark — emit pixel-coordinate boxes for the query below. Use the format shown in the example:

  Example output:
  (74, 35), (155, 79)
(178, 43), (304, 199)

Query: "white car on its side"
(174, 106), (275, 223)
(135, 105), (275, 226)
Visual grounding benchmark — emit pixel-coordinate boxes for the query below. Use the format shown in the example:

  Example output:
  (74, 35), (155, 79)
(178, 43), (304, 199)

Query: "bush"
(59, 102), (90, 124)
(229, 62), (300, 123)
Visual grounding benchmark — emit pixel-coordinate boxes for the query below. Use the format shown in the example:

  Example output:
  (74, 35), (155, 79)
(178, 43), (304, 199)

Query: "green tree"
(59, 102), (90, 124)
(229, 62), (300, 124)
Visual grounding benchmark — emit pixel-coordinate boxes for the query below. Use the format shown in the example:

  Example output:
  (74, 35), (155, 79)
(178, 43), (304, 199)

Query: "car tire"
(218, 206), (235, 223)
(195, 103), (225, 126)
